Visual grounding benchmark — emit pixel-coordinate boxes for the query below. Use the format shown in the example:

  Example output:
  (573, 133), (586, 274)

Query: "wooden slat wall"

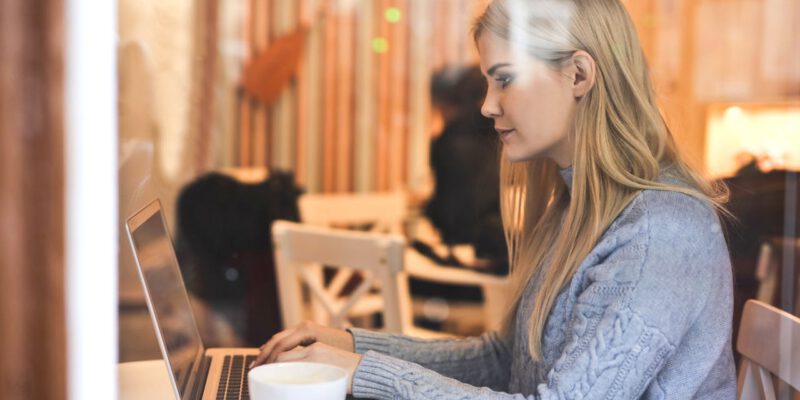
(388, 0), (410, 190)
(354, 0), (378, 192)
(232, 0), (785, 190)
(252, 0), (271, 167)
(375, 0), (391, 190)
(295, 0), (311, 188)
(335, 6), (356, 192)
(235, 0), (485, 193)
(271, 0), (298, 171)
(620, 0), (706, 166)
(322, 1), (339, 192)
(192, 0), (220, 172)
(432, 1), (446, 69)
(301, 0), (324, 192)
(0, 0), (66, 398)
(407, 0), (433, 191)
(238, 0), (254, 166)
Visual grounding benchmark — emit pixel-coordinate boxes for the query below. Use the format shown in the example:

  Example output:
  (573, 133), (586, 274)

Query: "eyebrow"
(487, 63), (512, 76)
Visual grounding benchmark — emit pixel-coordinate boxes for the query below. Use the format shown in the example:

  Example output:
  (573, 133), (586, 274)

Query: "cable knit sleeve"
(347, 327), (512, 391)
(348, 191), (732, 399)
(349, 301), (676, 400)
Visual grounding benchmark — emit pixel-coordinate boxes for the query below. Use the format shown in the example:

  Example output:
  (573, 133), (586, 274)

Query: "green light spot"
(371, 37), (389, 54)
(385, 7), (402, 23)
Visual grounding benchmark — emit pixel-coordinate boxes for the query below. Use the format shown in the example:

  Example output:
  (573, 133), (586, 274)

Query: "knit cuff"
(352, 350), (405, 400)
(346, 327), (393, 356)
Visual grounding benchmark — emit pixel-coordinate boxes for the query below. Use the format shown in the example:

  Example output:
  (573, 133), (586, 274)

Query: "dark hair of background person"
(174, 170), (302, 344)
(423, 65), (507, 274)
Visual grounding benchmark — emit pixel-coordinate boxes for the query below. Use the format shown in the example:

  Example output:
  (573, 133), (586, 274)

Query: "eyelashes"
(495, 75), (514, 89)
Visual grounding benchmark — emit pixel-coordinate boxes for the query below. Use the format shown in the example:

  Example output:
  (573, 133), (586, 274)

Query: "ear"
(567, 50), (596, 99)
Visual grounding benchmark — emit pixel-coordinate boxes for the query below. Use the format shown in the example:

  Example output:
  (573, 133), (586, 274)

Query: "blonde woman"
(251, 0), (736, 398)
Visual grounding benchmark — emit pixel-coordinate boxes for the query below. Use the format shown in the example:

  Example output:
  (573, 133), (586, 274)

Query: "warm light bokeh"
(705, 104), (800, 178)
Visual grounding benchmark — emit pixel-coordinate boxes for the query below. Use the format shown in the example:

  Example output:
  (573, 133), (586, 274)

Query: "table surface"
(118, 360), (174, 400)
(119, 359), (359, 399)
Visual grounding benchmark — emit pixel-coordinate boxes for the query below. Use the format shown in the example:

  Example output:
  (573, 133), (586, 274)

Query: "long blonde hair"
(473, 0), (728, 360)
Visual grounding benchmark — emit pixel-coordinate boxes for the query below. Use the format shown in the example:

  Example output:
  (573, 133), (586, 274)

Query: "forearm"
(347, 328), (511, 390)
(353, 351), (534, 400)
(351, 312), (676, 400)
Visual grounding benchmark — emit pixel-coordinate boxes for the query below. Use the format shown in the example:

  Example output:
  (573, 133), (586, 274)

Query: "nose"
(481, 91), (501, 119)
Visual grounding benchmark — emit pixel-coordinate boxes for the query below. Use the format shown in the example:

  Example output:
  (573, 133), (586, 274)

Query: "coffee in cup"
(248, 362), (347, 400)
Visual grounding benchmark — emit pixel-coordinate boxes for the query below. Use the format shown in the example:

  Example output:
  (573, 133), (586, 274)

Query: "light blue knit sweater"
(347, 167), (736, 399)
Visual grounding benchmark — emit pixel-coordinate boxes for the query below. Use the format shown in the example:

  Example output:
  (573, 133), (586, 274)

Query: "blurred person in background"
(422, 64), (507, 274)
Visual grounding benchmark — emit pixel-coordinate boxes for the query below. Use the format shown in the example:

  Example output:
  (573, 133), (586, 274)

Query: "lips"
(496, 128), (515, 140)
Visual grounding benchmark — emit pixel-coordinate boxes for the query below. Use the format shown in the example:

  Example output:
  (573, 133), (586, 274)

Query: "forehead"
(477, 32), (531, 74)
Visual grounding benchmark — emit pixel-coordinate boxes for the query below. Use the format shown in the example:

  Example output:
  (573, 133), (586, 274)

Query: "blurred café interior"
(1, 0), (799, 399)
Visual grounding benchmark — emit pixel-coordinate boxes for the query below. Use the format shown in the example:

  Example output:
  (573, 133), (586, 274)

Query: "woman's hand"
(251, 320), (355, 367)
(267, 342), (363, 394)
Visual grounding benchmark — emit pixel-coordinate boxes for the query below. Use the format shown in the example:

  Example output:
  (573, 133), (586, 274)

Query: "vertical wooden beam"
(376, 0), (392, 190)
(445, 0), (461, 65)
(263, 0), (275, 168)
(432, 0), (446, 69)
(407, 0), (434, 192)
(0, 0), (66, 398)
(388, 0), (410, 190)
(271, 0), (298, 171)
(335, 5), (356, 192)
(465, 0), (485, 64)
(192, 0), (219, 173)
(304, 2), (325, 193)
(454, 0), (468, 64)
(295, 0), (310, 187)
(252, 0), (271, 167)
(322, 2), (339, 192)
(681, 0), (706, 169)
(649, 0), (691, 159)
(239, 0), (254, 166)
(354, 0), (378, 192)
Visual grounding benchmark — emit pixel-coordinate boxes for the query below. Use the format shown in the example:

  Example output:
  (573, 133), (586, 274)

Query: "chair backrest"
(271, 220), (413, 332)
(298, 191), (408, 234)
(737, 299), (800, 399)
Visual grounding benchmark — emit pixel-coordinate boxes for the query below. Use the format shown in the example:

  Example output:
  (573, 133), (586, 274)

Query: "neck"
(559, 165), (573, 192)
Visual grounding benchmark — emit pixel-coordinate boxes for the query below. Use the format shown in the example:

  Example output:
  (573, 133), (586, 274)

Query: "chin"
(503, 148), (542, 163)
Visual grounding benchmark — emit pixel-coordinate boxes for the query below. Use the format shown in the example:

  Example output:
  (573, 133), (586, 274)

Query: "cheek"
(512, 79), (574, 142)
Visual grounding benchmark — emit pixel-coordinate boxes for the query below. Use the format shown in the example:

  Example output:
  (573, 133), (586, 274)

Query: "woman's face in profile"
(478, 31), (576, 167)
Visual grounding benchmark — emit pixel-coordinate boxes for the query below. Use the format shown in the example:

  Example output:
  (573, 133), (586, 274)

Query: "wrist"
(347, 330), (355, 352)
(348, 353), (363, 394)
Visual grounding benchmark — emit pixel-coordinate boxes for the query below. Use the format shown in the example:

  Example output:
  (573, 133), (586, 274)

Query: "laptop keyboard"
(216, 355), (257, 400)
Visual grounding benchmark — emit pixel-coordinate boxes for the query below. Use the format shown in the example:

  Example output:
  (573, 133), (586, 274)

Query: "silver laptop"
(126, 199), (259, 400)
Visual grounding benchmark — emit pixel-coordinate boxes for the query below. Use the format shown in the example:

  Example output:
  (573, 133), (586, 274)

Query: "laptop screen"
(127, 200), (204, 396)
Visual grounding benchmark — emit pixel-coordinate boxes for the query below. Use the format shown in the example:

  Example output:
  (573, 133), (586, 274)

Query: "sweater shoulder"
(608, 178), (721, 242)
(580, 181), (727, 293)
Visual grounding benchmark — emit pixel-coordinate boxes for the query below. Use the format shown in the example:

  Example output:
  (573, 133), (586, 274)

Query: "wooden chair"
(298, 191), (511, 332)
(299, 191), (408, 234)
(404, 251), (509, 331)
(297, 192), (407, 327)
(737, 299), (800, 399)
(271, 220), (446, 338)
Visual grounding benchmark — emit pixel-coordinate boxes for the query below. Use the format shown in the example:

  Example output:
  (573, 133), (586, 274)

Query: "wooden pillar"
(192, 0), (220, 173)
(354, 0), (378, 192)
(376, 0), (392, 191)
(335, 6), (356, 193)
(0, 0), (66, 399)
(322, 2), (339, 193)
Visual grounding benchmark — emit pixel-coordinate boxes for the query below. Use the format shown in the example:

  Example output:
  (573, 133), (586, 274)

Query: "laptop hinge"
(189, 355), (212, 400)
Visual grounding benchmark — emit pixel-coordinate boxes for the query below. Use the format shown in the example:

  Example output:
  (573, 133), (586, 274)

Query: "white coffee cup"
(248, 362), (348, 400)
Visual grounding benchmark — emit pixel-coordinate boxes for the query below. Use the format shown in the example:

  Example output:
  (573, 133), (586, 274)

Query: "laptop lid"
(126, 199), (205, 399)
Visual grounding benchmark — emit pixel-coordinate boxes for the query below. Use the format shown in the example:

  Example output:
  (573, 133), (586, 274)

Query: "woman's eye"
(496, 75), (514, 88)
